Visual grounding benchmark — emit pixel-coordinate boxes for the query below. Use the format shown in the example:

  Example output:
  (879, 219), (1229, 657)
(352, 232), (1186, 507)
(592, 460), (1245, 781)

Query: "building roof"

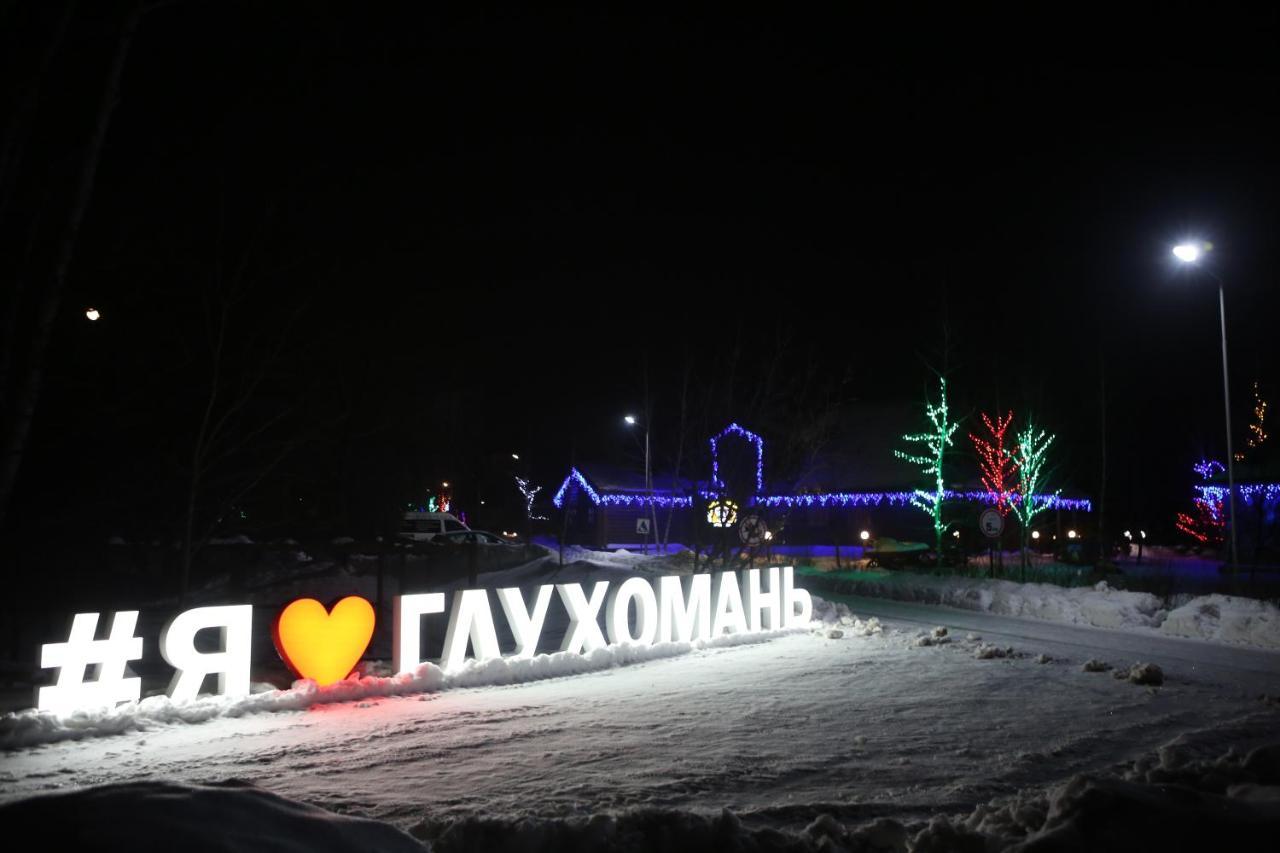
(553, 420), (1092, 513)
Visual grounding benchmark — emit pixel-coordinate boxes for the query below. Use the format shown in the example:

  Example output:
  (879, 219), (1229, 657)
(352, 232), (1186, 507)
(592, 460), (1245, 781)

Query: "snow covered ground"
(2, 551), (1279, 850)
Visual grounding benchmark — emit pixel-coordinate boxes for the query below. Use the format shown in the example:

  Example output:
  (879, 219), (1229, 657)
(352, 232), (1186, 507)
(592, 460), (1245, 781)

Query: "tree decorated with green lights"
(895, 375), (959, 556)
(1008, 420), (1059, 577)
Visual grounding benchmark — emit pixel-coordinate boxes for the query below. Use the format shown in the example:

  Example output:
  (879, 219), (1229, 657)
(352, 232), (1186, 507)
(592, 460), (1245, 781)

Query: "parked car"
(398, 511), (469, 542)
(433, 529), (521, 546)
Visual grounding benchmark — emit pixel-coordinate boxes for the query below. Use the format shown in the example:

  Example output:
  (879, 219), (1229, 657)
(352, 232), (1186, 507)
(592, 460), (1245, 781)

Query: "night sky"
(3, 4), (1279, 542)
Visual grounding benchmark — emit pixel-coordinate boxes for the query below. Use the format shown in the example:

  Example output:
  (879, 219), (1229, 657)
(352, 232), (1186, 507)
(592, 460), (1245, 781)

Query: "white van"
(399, 511), (470, 542)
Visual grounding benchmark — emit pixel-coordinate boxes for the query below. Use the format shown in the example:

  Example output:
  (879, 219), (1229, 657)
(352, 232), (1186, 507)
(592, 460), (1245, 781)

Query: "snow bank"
(808, 570), (1280, 650)
(539, 545), (659, 568)
(1161, 594), (1280, 649)
(400, 739), (1280, 851)
(812, 572), (1166, 629)
(8, 738), (1276, 852)
(0, 624), (820, 750)
(0, 780), (425, 853)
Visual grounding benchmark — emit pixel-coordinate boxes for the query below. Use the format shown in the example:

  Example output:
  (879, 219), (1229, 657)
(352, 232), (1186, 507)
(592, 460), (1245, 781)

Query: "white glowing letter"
(743, 567), (783, 631)
(711, 571), (749, 635)
(658, 574), (711, 643)
(781, 566), (812, 627)
(394, 593), (446, 674)
(38, 611), (143, 714)
(496, 585), (553, 658)
(605, 576), (658, 646)
(441, 589), (501, 671)
(159, 605), (253, 702)
(557, 581), (609, 654)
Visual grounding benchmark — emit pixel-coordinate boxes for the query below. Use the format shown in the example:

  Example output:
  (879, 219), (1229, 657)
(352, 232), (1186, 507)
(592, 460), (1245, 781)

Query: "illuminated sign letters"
(36, 567), (811, 714)
(160, 605), (253, 703)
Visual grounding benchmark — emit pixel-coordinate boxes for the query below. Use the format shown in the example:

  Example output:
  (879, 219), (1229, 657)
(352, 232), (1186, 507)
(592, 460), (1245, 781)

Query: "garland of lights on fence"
(1196, 483), (1280, 507)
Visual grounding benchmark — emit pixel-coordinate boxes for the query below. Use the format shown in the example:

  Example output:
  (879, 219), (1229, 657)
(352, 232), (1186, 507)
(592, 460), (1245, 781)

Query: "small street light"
(85, 307), (100, 321)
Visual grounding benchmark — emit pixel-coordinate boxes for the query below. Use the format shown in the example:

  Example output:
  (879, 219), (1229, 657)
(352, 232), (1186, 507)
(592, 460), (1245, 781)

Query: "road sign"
(738, 514), (768, 546)
(979, 508), (1005, 538)
(636, 517), (651, 536)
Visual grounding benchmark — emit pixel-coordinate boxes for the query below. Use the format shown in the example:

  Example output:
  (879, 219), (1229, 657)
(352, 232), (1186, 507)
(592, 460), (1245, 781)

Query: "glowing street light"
(1172, 238), (1239, 573)
(442, 481), (449, 488)
(511, 453), (520, 461)
(1067, 529), (1077, 539)
(1031, 530), (1041, 540)
(859, 530), (871, 542)
(85, 307), (100, 321)
(623, 413), (655, 553)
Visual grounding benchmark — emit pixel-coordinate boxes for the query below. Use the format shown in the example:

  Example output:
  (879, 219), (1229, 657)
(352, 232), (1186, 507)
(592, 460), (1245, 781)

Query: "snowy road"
(3, 589), (1279, 835)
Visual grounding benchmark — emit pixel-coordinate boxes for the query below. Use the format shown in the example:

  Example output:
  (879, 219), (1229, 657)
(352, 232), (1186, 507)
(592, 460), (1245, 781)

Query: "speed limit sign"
(978, 508), (1004, 538)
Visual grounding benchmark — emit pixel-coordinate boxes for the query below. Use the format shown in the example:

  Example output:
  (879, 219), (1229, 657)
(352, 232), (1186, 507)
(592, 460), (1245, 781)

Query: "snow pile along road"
(1160, 594), (1280, 649)
(807, 571), (1280, 649)
(384, 738), (1280, 851)
(7, 738), (1276, 852)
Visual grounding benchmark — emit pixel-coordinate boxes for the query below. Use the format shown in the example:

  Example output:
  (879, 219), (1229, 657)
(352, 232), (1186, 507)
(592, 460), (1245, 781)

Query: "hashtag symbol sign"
(38, 611), (144, 715)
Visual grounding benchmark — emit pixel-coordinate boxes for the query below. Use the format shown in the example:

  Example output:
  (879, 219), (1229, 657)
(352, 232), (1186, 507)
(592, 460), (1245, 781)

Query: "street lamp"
(623, 414), (657, 553)
(1173, 240), (1240, 574)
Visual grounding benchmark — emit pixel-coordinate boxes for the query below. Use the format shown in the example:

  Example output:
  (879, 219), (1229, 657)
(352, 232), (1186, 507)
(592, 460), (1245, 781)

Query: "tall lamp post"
(1173, 241), (1239, 575)
(624, 414), (659, 553)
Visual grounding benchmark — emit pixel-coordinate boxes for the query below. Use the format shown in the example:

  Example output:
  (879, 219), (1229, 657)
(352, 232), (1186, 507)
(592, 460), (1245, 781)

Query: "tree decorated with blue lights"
(895, 376), (959, 556)
(1009, 420), (1058, 575)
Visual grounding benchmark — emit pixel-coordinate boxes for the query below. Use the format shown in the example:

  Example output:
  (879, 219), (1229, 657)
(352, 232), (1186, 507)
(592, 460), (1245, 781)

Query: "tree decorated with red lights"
(969, 411), (1019, 515)
(1175, 460), (1226, 547)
